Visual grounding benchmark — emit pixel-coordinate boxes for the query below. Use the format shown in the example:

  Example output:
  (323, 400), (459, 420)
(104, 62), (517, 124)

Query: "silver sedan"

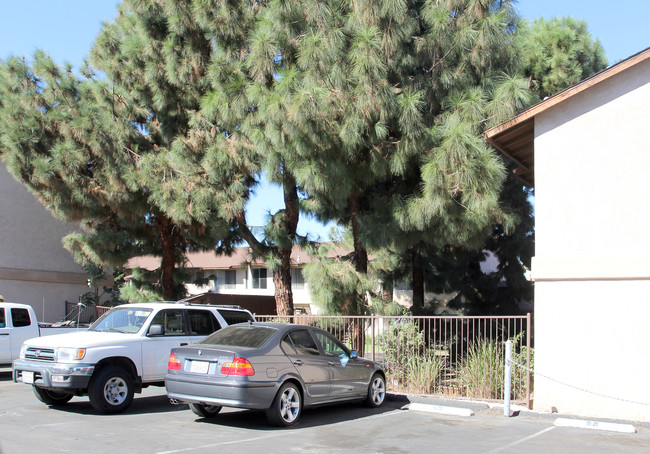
(165, 322), (386, 426)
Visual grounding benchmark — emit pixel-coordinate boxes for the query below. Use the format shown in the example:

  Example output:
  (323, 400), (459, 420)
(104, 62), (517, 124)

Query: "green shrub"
(405, 352), (443, 394)
(458, 340), (504, 399)
(378, 320), (426, 378)
(378, 319), (443, 393)
(512, 343), (534, 401)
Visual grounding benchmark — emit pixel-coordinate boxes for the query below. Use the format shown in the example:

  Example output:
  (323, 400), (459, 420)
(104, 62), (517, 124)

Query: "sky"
(1, 1), (648, 240)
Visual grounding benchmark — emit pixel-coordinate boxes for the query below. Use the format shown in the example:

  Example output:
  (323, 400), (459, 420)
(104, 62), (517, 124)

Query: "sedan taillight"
(221, 357), (254, 376)
(168, 352), (182, 371)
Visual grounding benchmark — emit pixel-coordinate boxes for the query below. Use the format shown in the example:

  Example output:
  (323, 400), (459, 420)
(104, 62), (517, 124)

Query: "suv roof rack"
(170, 300), (244, 309)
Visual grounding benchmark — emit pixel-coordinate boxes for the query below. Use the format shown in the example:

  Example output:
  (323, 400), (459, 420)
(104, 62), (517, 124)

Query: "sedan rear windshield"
(201, 326), (276, 348)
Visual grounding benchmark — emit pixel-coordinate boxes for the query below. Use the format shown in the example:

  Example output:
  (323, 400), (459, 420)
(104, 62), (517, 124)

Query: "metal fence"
(256, 313), (533, 408)
(62, 304), (531, 406)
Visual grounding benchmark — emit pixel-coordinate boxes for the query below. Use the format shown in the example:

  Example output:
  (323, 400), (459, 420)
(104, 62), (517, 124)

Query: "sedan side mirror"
(148, 324), (163, 336)
(350, 350), (358, 359)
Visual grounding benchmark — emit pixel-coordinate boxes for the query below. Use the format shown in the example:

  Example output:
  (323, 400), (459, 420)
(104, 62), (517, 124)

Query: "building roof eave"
(484, 47), (650, 189)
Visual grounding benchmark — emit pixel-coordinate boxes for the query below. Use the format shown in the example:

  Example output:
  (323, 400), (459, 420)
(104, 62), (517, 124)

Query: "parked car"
(12, 302), (254, 413)
(165, 322), (386, 426)
(1, 302), (88, 366)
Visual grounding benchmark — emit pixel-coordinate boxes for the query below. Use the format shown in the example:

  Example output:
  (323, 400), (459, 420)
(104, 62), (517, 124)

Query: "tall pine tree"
(283, 0), (531, 314)
(0, 1), (244, 300)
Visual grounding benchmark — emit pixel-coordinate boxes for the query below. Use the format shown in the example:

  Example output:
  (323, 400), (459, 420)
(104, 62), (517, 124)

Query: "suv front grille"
(24, 347), (56, 362)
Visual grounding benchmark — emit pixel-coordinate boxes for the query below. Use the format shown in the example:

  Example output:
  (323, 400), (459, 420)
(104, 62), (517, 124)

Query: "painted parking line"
(155, 409), (407, 454)
(156, 433), (287, 454)
(482, 426), (557, 454)
(33, 420), (88, 428)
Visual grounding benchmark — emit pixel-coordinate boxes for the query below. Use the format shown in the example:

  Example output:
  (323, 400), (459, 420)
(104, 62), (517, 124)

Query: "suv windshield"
(201, 325), (276, 348)
(90, 307), (152, 333)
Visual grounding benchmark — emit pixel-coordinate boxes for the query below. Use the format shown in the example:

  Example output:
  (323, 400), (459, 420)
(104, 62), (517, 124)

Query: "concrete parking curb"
(407, 402), (474, 417)
(554, 417), (637, 434)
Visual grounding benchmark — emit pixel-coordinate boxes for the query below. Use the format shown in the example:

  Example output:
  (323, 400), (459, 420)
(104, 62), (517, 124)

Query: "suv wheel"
(33, 386), (73, 406)
(88, 366), (134, 413)
(189, 403), (222, 418)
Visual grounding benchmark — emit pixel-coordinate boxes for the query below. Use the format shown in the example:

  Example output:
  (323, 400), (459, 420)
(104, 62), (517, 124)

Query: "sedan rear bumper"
(165, 374), (279, 410)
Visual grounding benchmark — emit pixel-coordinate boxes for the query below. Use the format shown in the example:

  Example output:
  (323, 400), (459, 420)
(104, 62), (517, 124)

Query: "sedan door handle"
(293, 360), (303, 366)
(328, 361), (336, 366)
(180, 343), (188, 346)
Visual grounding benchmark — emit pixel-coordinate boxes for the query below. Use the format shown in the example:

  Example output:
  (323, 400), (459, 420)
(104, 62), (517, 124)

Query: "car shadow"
(0, 368), (13, 380)
(36, 393), (188, 416)
(189, 397), (409, 430)
(2, 367), (413, 425)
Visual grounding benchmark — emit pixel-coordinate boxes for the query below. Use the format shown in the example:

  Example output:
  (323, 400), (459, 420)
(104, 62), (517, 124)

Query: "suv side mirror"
(350, 350), (358, 359)
(148, 324), (163, 336)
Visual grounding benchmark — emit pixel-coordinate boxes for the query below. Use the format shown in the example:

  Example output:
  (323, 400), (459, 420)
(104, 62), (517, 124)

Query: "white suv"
(12, 302), (255, 413)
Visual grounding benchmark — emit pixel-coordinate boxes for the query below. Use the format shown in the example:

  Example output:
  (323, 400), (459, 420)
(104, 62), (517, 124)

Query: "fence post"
(526, 312), (532, 409)
(371, 316), (376, 362)
(504, 339), (512, 417)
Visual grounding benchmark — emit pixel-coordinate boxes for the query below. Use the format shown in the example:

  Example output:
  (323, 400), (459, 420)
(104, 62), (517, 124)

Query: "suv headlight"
(19, 344), (28, 359)
(57, 347), (86, 361)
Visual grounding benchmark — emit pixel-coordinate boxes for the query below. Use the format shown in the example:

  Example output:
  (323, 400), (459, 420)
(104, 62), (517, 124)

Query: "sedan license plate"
(190, 360), (210, 374)
(22, 371), (34, 384)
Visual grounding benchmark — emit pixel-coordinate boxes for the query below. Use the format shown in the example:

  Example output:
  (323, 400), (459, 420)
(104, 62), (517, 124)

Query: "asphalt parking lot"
(1, 369), (648, 454)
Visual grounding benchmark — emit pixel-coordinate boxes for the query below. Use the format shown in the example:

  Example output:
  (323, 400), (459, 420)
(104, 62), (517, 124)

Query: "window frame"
(187, 309), (221, 336)
(251, 267), (268, 289)
(149, 309), (187, 336)
(313, 330), (351, 358)
(224, 269), (236, 289)
(285, 329), (320, 356)
(10, 308), (31, 328)
(291, 267), (305, 290)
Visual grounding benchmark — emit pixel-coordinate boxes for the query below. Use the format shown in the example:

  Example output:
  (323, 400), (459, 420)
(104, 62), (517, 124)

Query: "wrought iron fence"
(255, 313), (533, 408)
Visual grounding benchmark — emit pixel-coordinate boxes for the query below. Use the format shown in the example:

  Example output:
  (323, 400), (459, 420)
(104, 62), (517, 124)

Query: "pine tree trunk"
(411, 249), (425, 315)
(157, 213), (177, 300)
(349, 193), (368, 274)
(273, 250), (294, 317)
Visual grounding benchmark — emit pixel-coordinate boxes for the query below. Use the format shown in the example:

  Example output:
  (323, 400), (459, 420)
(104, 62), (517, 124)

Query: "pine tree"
(406, 15), (609, 315)
(277, 0), (532, 314)
(0, 1), (244, 300)
(520, 16), (608, 101)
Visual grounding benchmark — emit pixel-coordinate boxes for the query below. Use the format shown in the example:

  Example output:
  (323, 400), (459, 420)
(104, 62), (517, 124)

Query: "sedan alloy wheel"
(267, 382), (302, 426)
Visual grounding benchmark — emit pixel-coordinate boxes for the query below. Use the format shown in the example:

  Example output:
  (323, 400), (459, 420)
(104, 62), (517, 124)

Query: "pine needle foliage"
(0, 1), (248, 299)
(520, 16), (608, 101)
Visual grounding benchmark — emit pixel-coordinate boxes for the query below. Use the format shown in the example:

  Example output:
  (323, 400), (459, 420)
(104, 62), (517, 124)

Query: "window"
(150, 309), (186, 336)
(314, 331), (350, 358)
(281, 334), (297, 355)
(252, 268), (267, 289)
(188, 310), (221, 336)
(91, 307), (152, 333)
(217, 309), (254, 325)
(0, 308), (5, 328)
(11, 308), (31, 327)
(291, 268), (305, 290)
(286, 329), (319, 356)
(202, 326), (276, 348)
(394, 279), (411, 291)
(224, 269), (236, 289)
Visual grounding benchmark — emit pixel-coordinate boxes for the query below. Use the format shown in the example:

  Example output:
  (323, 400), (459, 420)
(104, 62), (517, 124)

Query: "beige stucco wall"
(534, 281), (650, 421)
(532, 57), (650, 421)
(0, 164), (89, 322)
